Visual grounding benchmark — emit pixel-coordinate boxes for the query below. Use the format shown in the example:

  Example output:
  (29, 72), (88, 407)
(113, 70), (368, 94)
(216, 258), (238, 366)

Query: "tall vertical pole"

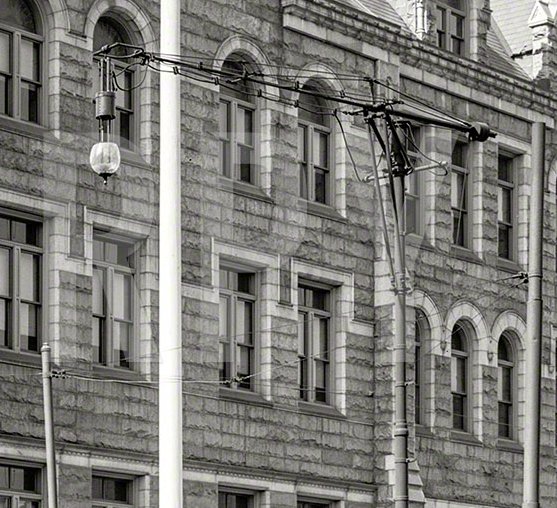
(391, 124), (409, 508)
(41, 344), (58, 508)
(159, 0), (183, 505)
(523, 122), (545, 508)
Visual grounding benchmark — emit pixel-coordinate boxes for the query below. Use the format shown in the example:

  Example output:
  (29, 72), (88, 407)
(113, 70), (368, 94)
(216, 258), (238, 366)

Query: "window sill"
(219, 386), (273, 407)
(497, 438), (523, 453)
(406, 233), (435, 252)
(218, 177), (274, 204)
(496, 257), (521, 274)
(92, 364), (145, 382)
(450, 245), (483, 265)
(298, 199), (347, 223)
(0, 115), (55, 142)
(415, 424), (434, 438)
(120, 148), (151, 169)
(297, 400), (345, 419)
(0, 349), (41, 368)
(450, 430), (482, 446)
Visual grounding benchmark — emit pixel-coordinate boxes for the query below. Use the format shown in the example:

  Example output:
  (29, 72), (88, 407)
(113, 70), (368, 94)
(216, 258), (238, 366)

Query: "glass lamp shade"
(89, 141), (121, 184)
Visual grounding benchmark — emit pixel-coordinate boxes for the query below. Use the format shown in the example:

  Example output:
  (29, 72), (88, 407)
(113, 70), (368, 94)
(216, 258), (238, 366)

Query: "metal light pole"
(523, 122), (545, 508)
(41, 344), (58, 508)
(159, 0), (183, 504)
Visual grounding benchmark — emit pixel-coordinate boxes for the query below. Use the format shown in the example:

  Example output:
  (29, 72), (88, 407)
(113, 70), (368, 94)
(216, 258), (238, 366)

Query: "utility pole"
(159, 0), (183, 505)
(41, 344), (58, 508)
(523, 122), (545, 508)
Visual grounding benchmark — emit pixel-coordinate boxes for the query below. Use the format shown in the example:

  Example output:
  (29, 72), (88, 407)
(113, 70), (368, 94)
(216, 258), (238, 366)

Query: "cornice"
(281, 0), (556, 122)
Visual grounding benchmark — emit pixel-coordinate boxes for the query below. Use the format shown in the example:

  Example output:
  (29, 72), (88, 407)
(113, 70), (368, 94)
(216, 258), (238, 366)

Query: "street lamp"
(90, 56), (120, 184)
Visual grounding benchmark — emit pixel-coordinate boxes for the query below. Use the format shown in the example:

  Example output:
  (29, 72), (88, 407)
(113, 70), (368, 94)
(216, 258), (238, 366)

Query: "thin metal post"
(523, 122), (545, 508)
(391, 123), (409, 508)
(41, 344), (58, 508)
(159, 0), (183, 505)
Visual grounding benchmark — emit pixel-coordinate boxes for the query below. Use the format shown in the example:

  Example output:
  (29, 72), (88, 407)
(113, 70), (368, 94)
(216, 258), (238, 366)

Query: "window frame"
(0, 2), (45, 125)
(218, 58), (259, 185)
(451, 138), (470, 248)
(218, 487), (256, 508)
(405, 125), (423, 236)
(218, 264), (259, 391)
(497, 333), (515, 440)
(434, 0), (467, 56)
(0, 461), (43, 507)
(0, 210), (44, 355)
(414, 309), (427, 426)
(92, 231), (138, 371)
(92, 16), (138, 151)
(91, 472), (135, 508)
(497, 151), (516, 261)
(451, 322), (470, 432)
(297, 280), (333, 405)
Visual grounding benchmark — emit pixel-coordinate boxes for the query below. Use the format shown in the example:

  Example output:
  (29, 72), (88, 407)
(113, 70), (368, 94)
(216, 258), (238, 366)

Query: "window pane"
(219, 101), (230, 136)
(0, 247), (9, 296)
(0, 217), (8, 240)
(498, 187), (512, 223)
(20, 82), (39, 123)
(237, 107), (253, 146)
(239, 145), (254, 183)
(114, 321), (131, 368)
(92, 268), (104, 315)
(451, 171), (466, 209)
(406, 196), (417, 235)
(20, 40), (39, 82)
(453, 394), (465, 430)
(498, 402), (511, 438)
(219, 341), (228, 381)
(315, 360), (328, 402)
(452, 211), (467, 246)
(119, 111), (131, 149)
(0, 466), (8, 488)
(237, 273), (253, 294)
(236, 344), (252, 387)
(498, 156), (513, 182)
(317, 318), (328, 360)
(113, 273), (132, 320)
(313, 131), (328, 168)
(298, 312), (307, 355)
(219, 296), (229, 337)
(451, 142), (466, 168)
(0, 32), (10, 73)
(220, 140), (230, 177)
(20, 302), (39, 351)
(298, 125), (306, 162)
(236, 300), (253, 345)
(315, 168), (327, 204)
(450, 13), (464, 37)
(20, 253), (40, 302)
(299, 163), (308, 199)
(92, 316), (104, 363)
(498, 225), (510, 259)
(0, 299), (8, 347)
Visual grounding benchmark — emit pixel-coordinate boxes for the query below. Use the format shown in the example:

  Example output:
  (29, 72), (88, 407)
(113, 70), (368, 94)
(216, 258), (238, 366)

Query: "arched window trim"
(218, 54), (259, 185)
(93, 15), (138, 151)
(451, 319), (472, 433)
(0, 0), (45, 125)
(497, 332), (516, 440)
(297, 80), (333, 205)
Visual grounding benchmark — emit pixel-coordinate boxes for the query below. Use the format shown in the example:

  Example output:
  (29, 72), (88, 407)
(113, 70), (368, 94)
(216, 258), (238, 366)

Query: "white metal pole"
(41, 344), (58, 508)
(523, 122), (545, 508)
(159, 0), (183, 505)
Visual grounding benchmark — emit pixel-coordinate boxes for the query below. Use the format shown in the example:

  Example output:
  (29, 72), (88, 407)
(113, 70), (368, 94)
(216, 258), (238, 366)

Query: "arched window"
(93, 17), (135, 150)
(415, 309), (429, 425)
(219, 57), (257, 184)
(451, 322), (469, 431)
(498, 333), (515, 439)
(298, 82), (331, 204)
(0, 0), (43, 123)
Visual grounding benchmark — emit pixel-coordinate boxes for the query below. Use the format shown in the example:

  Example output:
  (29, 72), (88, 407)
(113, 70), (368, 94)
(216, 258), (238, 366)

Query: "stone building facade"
(0, 0), (556, 507)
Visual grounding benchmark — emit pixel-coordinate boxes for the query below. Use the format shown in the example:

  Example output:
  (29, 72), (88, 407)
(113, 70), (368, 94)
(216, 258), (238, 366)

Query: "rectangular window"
(92, 232), (136, 369)
(451, 354), (467, 431)
(219, 267), (256, 390)
(435, 0), (466, 56)
(451, 139), (469, 248)
(92, 474), (133, 508)
(298, 283), (331, 404)
(406, 126), (422, 235)
(298, 120), (331, 204)
(0, 463), (41, 507)
(498, 365), (512, 438)
(0, 213), (42, 354)
(497, 154), (515, 260)
(218, 491), (254, 508)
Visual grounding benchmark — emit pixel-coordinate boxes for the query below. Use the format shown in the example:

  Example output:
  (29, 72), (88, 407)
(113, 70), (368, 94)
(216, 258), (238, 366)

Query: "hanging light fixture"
(90, 56), (120, 184)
